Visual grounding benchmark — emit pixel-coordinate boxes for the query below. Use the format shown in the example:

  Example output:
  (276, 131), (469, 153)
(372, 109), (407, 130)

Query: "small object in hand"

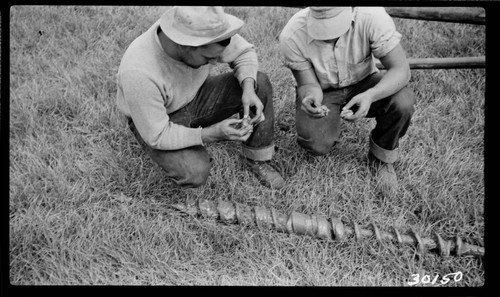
(317, 105), (330, 117)
(340, 109), (354, 118)
(232, 116), (252, 129)
(241, 116), (251, 128)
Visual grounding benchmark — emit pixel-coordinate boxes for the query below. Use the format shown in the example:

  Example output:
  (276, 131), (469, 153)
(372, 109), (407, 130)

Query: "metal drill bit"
(172, 198), (484, 257)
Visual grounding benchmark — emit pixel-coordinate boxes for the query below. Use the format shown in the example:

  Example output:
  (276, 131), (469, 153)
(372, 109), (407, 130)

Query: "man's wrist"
(299, 83), (323, 99)
(201, 126), (216, 144)
(241, 77), (256, 92)
(363, 88), (378, 103)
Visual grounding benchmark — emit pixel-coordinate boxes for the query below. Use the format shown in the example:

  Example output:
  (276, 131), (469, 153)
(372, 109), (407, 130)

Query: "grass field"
(9, 6), (485, 286)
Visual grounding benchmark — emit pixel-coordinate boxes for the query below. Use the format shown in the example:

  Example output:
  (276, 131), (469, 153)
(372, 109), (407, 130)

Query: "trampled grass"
(9, 6), (485, 286)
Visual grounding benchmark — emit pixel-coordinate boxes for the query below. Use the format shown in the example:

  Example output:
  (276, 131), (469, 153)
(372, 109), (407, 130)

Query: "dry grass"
(9, 6), (485, 286)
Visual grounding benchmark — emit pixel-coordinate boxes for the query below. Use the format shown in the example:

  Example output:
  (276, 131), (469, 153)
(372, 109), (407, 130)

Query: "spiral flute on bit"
(172, 198), (484, 257)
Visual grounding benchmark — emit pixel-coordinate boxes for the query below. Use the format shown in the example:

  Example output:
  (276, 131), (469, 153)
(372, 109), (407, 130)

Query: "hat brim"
(160, 8), (244, 47)
(307, 7), (353, 40)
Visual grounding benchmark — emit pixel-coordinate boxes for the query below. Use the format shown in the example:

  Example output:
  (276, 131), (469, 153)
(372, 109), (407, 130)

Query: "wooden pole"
(376, 56), (485, 70)
(289, 7), (486, 25)
(385, 7), (485, 25)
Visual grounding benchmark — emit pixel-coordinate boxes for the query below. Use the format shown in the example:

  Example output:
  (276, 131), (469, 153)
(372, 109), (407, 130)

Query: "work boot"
(367, 152), (399, 195)
(245, 159), (285, 189)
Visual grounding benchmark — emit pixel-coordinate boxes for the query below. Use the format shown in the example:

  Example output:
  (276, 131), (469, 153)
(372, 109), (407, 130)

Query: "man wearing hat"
(279, 7), (415, 194)
(117, 7), (285, 189)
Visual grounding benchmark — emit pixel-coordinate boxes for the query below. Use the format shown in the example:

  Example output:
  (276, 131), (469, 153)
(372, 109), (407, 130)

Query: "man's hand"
(341, 90), (374, 121)
(342, 45), (411, 122)
(241, 78), (265, 126)
(242, 91), (265, 126)
(201, 118), (253, 144)
(343, 44), (410, 123)
(290, 68), (327, 118)
(301, 95), (330, 118)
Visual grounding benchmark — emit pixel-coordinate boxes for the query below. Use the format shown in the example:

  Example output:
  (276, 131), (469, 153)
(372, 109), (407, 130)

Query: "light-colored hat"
(160, 6), (244, 47)
(307, 7), (353, 40)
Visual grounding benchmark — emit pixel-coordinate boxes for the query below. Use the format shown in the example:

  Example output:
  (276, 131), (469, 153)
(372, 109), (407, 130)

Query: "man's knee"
(392, 87), (415, 116)
(174, 158), (211, 188)
(297, 134), (336, 156)
(151, 148), (211, 188)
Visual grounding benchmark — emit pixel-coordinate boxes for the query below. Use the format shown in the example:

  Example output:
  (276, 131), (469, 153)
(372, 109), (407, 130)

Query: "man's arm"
(292, 68), (327, 118)
(221, 34), (258, 84)
(240, 77), (265, 125)
(220, 34), (264, 125)
(365, 43), (410, 102)
(120, 70), (205, 150)
(342, 44), (410, 120)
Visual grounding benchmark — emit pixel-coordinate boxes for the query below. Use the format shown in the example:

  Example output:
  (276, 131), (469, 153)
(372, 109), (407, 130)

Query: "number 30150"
(407, 271), (463, 286)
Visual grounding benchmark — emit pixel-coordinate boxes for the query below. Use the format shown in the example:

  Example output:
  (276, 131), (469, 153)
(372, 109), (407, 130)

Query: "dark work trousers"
(295, 71), (415, 163)
(129, 71), (275, 188)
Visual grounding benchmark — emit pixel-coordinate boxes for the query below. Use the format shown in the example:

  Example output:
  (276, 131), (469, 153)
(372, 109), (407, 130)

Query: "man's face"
(179, 43), (226, 69)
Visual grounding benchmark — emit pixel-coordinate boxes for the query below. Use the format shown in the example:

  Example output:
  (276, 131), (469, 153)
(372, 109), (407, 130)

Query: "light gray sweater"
(116, 20), (258, 150)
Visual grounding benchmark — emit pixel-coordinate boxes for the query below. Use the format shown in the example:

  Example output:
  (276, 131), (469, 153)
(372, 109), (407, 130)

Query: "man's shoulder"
(120, 28), (159, 71)
(279, 8), (308, 42)
(123, 27), (156, 56)
(354, 7), (388, 19)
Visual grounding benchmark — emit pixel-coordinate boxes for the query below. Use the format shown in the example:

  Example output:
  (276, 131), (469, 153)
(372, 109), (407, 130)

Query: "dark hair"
(184, 37), (232, 50)
(198, 37), (231, 49)
(214, 37), (231, 47)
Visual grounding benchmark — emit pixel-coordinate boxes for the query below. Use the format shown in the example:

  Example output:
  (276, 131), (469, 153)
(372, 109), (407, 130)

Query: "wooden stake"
(376, 56), (485, 70)
(385, 7), (485, 25)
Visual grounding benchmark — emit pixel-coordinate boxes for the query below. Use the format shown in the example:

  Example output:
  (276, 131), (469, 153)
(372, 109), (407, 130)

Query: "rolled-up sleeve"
(279, 36), (312, 71)
(369, 8), (402, 59)
(220, 34), (258, 85)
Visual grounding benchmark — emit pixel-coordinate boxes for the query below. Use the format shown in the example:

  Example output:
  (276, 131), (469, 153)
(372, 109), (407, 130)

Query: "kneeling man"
(117, 6), (285, 188)
(279, 7), (415, 194)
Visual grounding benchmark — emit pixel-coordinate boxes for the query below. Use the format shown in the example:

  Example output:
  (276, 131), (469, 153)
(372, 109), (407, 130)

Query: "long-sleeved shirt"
(279, 7), (402, 90)
(116, 19), (258, 150)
